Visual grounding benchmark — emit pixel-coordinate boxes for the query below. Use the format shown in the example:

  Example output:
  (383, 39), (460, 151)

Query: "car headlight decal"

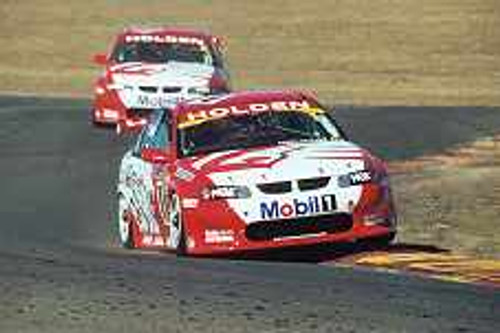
(201, 185), (251, 200)
(338, 170), (373, 188)
(95, 86), (106, 95)
(187, 86), (210, 96)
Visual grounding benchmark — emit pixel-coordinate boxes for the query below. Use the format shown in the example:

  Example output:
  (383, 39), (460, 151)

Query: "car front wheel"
(118, 194), (135, 249)
(360, 231), (396, 249)
(169, 193), (187, 256)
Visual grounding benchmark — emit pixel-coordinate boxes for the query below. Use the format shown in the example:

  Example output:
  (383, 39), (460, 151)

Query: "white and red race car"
(91, 27), (231, 131)
(117, 90), (397, 255)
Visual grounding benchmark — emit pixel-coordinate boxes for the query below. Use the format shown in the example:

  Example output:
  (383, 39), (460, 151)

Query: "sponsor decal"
(102, 109), (119, 119)
(179, 100), (321, 128)
(349, 170), (371, 184)
(125, 35), (205, 46)
(136, 94), (180, 109)
(260, 194), (336, 220)
(181, 198), (199, 209)
(338, 170), (372, 188)
(204, 229), (235, 244)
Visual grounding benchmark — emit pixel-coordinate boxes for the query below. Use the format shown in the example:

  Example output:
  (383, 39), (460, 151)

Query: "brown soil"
(391, 136), (500, 259)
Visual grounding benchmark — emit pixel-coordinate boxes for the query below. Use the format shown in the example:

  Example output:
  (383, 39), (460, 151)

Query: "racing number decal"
(110, 63), (166, 76)
(192, 147), (295, 171)
(219, 149), (287, 168)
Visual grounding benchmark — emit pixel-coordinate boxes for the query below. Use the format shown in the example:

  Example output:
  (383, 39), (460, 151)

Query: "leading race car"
(91, 26), (231, 131)
(117, 90), (397, 255)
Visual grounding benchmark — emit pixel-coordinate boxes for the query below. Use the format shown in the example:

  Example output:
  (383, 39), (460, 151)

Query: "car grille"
(162, 86), (183, 93)
(257, 181), (292, 194)
(257, 177), (331, 194)
(139, 86), (158, 93)
(245, 213), (353, 241)
(298, 177), (330, 191)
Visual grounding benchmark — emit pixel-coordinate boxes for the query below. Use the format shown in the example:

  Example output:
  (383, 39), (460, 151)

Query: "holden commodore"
(116, 90), (397, 255)
(91, 26), (231, 132)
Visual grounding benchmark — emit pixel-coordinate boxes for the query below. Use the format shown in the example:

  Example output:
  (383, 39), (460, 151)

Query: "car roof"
(116, 27), (222, 46)
(174, 90), (324, 127)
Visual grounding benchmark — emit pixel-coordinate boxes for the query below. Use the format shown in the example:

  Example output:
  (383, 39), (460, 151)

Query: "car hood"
(109, 61), (214, 86)
(182, 140), (371, 185)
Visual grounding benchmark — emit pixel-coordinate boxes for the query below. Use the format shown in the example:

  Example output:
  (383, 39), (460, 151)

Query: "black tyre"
(118, 194), (135, 249)
(169, 194), (187, 256)
(360, 231), (396, 249)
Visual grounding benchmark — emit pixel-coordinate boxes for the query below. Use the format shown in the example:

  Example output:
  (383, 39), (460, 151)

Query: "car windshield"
(178, 111), (344, 157)
(111, 42), (213, 65)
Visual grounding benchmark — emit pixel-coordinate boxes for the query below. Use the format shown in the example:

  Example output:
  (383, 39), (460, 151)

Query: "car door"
(125, 110), (171, 245)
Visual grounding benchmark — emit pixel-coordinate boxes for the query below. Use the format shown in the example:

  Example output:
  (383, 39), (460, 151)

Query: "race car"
(91, 27), (231, 131)
(117, 90), (397, 255)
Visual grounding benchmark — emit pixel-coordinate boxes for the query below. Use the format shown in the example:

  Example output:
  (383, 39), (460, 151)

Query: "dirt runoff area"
(392, 136), (500, 259)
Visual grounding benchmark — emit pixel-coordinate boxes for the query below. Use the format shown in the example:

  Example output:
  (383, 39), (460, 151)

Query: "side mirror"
(212, 36), (225, 50)
(93, 53), (108, 65)
(141, 147), (172, 164)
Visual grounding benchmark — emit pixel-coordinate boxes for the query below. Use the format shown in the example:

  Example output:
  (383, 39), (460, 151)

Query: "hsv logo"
(260, 194), (337, 220)
(181, 100), (314, 126)
(349, 170), (372, 185)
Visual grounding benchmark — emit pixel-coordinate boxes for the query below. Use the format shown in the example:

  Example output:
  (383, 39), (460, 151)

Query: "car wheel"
(90, 111), (97, 125)
(169, 193), (187, 256)
(361, 231), (396, 249)
(118, 194), (135, 249)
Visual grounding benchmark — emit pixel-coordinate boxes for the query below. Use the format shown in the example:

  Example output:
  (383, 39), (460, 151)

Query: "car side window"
(132, 110), (170, 156)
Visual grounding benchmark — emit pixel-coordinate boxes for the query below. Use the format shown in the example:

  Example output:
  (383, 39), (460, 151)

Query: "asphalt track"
(0, 95), (499, 333)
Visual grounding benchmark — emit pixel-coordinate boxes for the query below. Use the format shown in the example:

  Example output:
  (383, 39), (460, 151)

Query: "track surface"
(0, 96), (499, 333)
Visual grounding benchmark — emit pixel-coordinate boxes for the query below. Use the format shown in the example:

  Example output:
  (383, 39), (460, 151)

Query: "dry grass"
(1, 0), (499, 105)
(394, 166), (500, 259)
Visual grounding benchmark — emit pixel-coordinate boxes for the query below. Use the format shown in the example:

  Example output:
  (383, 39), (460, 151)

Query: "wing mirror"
(141, 148), (173, 164)
(93, 53), (108, 65)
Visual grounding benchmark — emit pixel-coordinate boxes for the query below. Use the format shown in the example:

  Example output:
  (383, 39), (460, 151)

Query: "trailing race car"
(117, 90), (397, 255)
(91, 26), (231, 131)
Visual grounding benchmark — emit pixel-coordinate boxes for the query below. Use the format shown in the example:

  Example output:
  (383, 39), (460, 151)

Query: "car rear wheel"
(169, 194), (187, 256)
(118, 194), (135, 249)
